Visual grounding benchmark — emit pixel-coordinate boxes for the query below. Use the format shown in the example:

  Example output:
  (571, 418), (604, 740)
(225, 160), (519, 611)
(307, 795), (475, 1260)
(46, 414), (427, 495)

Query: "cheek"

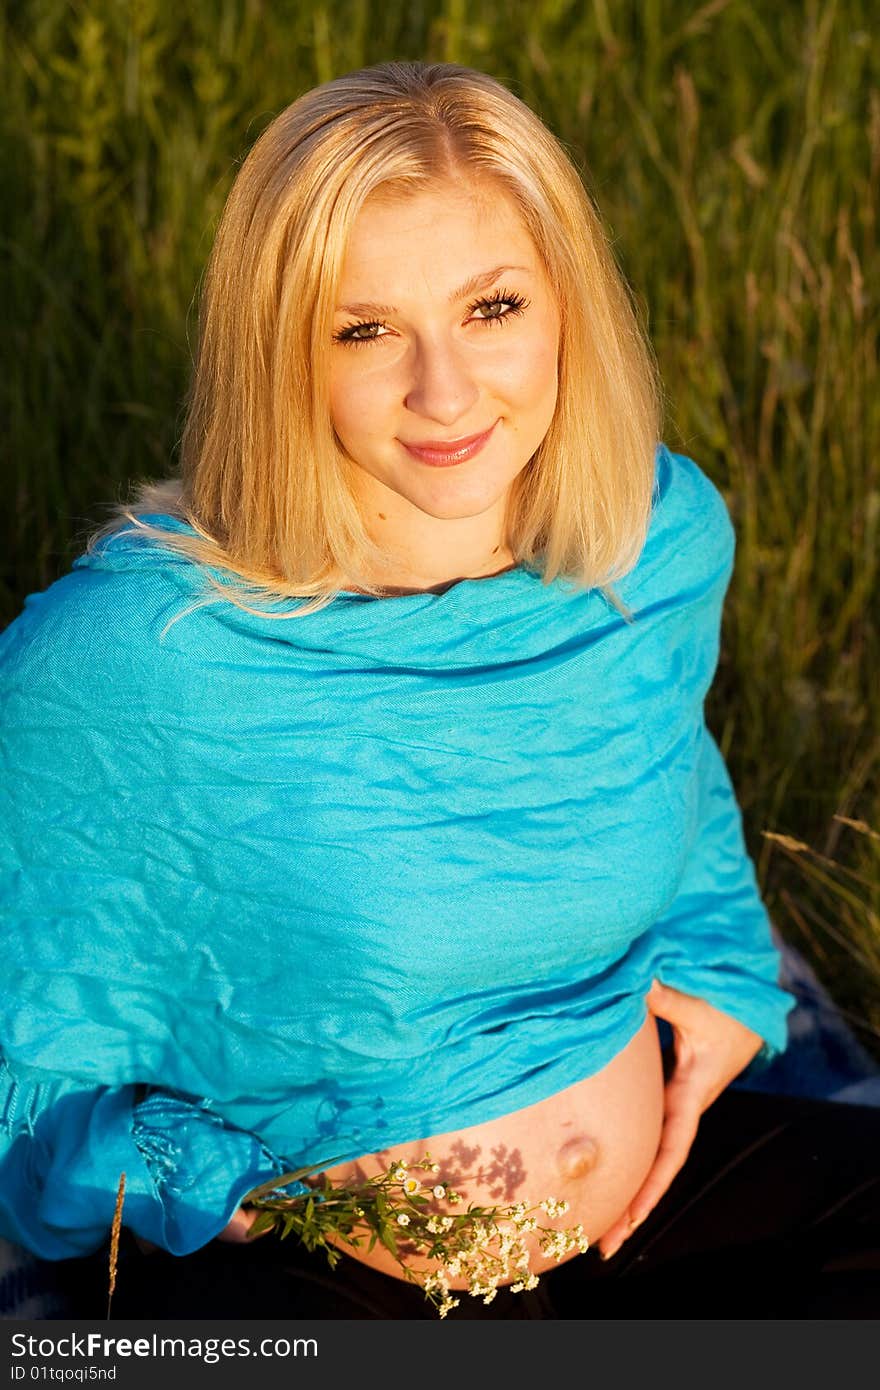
(329, 363), (387, 446)
(492, 332), (559, 417)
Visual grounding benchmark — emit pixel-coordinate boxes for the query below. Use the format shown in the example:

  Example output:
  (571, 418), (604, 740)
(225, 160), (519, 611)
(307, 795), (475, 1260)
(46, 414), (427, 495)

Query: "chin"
(408, 465), (524, 509)
(407, 490), (511, 522)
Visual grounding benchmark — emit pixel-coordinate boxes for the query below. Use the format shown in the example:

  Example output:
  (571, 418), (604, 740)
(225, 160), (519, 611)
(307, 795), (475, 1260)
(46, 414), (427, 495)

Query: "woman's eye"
(332, 320), (389, 346)
(468, 290), (530, 325)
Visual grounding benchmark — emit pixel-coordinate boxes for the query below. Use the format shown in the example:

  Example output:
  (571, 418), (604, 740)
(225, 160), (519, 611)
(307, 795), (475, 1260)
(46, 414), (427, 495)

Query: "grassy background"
(2, 0), (878, 1058)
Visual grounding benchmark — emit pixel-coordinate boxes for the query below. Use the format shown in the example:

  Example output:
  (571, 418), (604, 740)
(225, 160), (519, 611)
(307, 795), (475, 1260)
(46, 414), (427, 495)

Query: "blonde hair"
(86, 59), (664, 622)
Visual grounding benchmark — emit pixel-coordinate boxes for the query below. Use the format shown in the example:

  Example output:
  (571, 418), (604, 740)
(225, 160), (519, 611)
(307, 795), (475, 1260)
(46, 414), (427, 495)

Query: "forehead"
(337, 181), (539, 287)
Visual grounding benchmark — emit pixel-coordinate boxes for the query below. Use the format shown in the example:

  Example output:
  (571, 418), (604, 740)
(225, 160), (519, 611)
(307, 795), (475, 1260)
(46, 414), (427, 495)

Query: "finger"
(645, 978), (700, 1027)
(631, 1100), (699, 1220)
(598, 1091), (701, 1258)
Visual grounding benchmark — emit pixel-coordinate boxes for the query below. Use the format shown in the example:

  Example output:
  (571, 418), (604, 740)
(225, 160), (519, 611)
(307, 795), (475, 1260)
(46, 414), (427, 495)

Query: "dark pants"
(51, 1089), (880, 1320)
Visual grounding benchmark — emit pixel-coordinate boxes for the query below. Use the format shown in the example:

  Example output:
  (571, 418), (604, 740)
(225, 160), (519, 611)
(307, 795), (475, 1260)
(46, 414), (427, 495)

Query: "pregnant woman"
(1, 60), (878, 1321)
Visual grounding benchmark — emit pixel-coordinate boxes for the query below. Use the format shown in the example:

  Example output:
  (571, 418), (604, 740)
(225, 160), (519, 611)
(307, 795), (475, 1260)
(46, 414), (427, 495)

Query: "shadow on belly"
(319, 1015), (666, 1287)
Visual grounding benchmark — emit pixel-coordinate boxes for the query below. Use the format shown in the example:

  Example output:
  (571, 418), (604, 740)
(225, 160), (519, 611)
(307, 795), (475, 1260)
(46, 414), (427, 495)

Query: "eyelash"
(332, 288), (531, 347)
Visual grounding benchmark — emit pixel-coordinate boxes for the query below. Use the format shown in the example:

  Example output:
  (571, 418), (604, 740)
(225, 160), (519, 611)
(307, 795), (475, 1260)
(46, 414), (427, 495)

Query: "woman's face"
(328, 179), (561, 576)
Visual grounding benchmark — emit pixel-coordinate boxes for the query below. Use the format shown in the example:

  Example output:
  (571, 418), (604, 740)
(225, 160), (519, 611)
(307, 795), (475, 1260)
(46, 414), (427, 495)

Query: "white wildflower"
(403, 1177), (421, 1196)
(432, 1184), (446, 1199)
(392, 1166), (407, 1182)
(539, 1197), (570, 1219)
(396, 1213), (411, 1226)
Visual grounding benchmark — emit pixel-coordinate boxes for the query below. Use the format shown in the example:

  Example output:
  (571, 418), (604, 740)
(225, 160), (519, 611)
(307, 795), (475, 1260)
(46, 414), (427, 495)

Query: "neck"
(345, 467), (518, 595)
(346, 546), (517, 596)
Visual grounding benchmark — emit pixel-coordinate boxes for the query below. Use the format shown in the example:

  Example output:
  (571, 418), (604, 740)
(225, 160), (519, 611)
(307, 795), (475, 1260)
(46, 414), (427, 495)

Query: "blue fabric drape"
(0, 443), (795, 1257)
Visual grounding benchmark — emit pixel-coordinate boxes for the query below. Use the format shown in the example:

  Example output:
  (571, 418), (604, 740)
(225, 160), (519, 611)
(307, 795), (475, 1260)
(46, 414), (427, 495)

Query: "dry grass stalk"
(107, 1171), (126, 1320)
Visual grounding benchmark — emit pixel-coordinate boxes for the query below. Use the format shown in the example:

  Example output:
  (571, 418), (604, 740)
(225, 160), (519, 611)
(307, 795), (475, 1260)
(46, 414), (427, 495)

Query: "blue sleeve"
(645, 718), (796, 1064)
(0, 1054), (306, 1260)
(625, 446), (796, 1065)
(0, 581), (309, 1261)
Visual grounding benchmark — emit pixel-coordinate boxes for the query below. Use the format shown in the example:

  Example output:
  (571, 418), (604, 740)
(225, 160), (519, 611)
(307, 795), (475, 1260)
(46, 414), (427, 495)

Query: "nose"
(403, 334), (480, 426)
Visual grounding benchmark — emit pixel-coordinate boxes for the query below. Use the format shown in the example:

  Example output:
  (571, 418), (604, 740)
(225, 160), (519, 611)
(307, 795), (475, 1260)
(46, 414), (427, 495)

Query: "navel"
(557, 1135), (599, 1180)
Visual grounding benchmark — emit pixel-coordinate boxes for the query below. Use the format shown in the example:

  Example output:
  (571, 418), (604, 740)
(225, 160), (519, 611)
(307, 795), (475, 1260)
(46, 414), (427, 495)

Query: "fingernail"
(599, 1245), (620, 1261)
(628, 1213), (646, 1231)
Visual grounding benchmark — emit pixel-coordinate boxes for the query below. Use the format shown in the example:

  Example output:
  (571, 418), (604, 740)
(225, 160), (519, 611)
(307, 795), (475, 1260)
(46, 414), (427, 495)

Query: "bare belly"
(317, 1013), (665, 1290)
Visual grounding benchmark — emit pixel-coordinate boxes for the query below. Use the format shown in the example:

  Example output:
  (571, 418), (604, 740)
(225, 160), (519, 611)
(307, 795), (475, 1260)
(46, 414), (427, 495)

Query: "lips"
(400, 420), (498, 466)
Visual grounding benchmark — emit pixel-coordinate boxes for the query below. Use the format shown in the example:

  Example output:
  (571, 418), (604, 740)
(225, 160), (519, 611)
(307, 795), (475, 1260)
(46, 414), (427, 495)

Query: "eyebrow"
(335, 264), (531, 318)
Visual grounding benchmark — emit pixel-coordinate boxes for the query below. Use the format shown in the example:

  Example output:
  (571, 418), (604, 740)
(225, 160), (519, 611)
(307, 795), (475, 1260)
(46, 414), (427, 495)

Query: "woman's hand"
(215, 1206), (267, 1243)
(132, 1205), (265, 1254)
(596, 978), (763, 1260)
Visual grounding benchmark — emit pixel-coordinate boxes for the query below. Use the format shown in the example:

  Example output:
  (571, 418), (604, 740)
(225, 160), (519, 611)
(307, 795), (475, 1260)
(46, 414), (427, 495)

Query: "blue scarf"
(0, 443), (794, 1258)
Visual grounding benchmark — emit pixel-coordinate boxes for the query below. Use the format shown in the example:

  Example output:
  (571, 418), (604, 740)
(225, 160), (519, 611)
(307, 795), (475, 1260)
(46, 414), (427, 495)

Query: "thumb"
(646, 977), (668, 1006)
(645, 977), (688, 1020)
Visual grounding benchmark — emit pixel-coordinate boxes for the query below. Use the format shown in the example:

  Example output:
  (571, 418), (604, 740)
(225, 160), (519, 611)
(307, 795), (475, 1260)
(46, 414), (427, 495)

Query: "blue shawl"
(0, 443), (794, 1258)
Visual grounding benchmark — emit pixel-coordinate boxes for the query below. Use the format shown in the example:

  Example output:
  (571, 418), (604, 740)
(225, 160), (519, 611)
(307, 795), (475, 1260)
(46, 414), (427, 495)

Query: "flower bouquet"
(242, 1152), (590, 1317)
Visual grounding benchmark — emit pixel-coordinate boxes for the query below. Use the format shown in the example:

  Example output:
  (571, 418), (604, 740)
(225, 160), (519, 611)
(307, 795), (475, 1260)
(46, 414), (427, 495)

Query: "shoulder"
(0, 526), (202, 705)
(619, 443), (736, 609)
(652, 443), (735, 564)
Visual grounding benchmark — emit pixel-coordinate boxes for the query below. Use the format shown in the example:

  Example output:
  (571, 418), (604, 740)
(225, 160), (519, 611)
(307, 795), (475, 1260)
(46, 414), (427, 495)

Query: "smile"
(399, 421), (498, 467)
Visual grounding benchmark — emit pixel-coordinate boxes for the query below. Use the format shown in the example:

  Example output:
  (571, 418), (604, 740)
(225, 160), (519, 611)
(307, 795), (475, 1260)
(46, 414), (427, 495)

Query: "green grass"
(2, 0), (878, 1058)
